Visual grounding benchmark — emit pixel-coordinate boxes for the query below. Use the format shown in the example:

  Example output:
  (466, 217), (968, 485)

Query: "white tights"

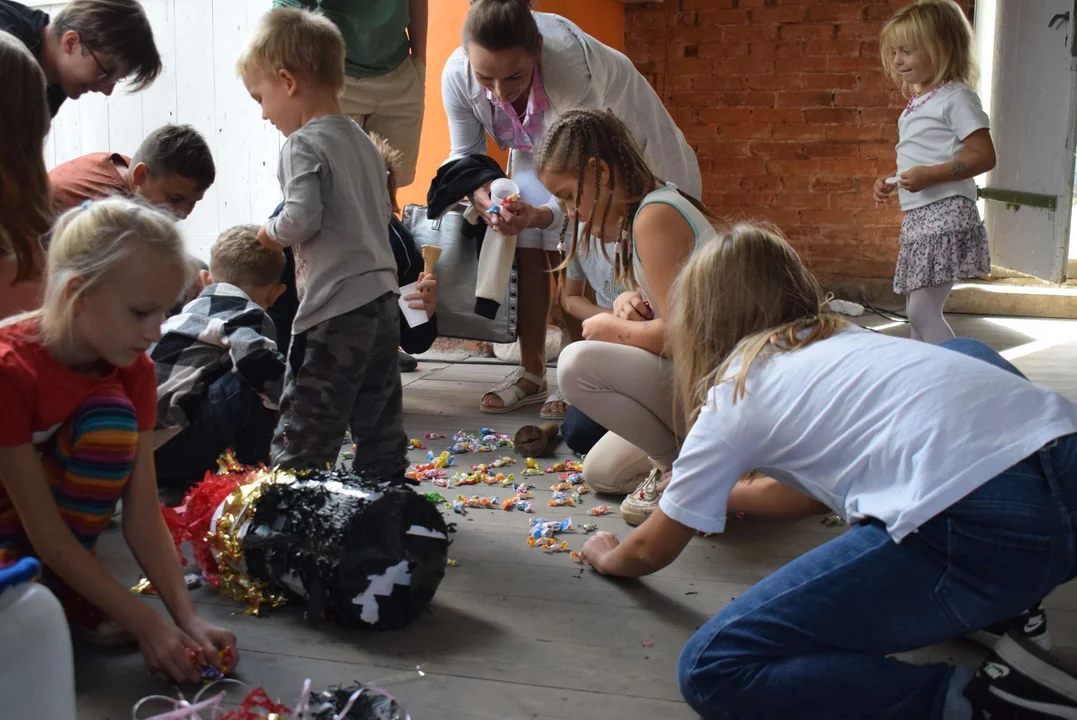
(905, 282), (955, 344)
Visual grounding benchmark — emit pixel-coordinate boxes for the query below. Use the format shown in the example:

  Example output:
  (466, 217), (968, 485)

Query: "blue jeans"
(561, 406), (608, 455)
(154, 372), (277, 488)
(678, 338), (1077, 720)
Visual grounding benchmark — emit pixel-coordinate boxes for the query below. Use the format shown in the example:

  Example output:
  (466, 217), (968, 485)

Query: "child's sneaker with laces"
(965, 632), (1077, 719)
(620, 466), (662, 526)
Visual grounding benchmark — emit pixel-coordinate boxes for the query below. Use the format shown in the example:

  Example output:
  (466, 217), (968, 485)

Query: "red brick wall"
(625, 0), (973, 280)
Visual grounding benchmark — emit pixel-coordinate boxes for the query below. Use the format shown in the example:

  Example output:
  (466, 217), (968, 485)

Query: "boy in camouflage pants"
(242, 8), (407, 479)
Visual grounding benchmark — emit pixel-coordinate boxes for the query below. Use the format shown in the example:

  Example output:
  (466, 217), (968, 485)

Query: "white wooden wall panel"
(33, 0), (283, 260)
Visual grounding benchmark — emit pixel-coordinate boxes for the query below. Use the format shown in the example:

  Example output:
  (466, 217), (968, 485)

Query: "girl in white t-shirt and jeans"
(873, 0), (996, 344)
(580, 224), (1077, 719)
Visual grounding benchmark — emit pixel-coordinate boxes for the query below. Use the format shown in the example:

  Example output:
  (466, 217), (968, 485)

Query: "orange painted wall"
(398, 0), (626, 209)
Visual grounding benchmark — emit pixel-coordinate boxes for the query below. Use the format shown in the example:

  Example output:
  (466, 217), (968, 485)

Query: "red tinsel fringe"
(218, 687), (292, 719)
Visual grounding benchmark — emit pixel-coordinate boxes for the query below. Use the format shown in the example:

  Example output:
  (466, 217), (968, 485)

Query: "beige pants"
(340, 56), (425, 187)
(558, 341), (678, 494)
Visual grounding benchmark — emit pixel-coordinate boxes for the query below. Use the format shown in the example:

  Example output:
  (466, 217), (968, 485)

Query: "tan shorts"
(340, 56), (426, 187)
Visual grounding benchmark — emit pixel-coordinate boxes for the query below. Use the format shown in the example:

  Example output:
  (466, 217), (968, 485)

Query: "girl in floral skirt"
(873, 0), (996, 344)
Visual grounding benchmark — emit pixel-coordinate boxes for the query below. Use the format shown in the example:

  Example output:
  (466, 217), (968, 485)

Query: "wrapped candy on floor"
(165, 466), (452, 629)
(547, 490), (575, 507)
(529, 517), (572, 540)
(521, 458), (543, 476)
(457, 495), (497, 509)
(589, 505), (612, 516)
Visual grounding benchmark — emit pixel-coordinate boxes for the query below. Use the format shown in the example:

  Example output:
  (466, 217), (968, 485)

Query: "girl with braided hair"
(536, 109), (727, 526)
(442, 0), (700, 422)
(541, 109), (833, 527)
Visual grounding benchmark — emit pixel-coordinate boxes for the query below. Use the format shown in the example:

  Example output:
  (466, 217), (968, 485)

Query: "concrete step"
(824, 277), (1077, 320)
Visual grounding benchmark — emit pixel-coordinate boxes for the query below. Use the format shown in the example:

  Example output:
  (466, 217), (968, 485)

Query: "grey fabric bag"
(400, 203), (518, 343)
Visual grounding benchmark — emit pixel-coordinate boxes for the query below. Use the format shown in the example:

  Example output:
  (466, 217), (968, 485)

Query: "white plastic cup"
(489, 178), (521, 209)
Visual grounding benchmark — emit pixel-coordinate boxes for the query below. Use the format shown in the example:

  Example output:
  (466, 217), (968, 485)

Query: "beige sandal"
(539, 389), (569, 421)
(480, 367), (547, 414)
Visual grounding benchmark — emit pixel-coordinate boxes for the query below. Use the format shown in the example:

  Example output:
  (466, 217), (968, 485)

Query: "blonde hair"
(237, 8), (346, 95)
(667, 223), (846, 432)
(0, 198), (187, 346)
(369, 132), (402, 215)
(880, 0), (978, 95)
(0, 31), (52, 283)
(535, 108), (713, 290)
(210, 224), (286, 288)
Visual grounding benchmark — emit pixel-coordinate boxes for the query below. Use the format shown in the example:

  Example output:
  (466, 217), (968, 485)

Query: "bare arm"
(0, 444), (161, 632)
(124, 434), (239, 671)
(122, 435), (197, 626)
(901, 129), (996, 192)
(561, 277), (608, 321)
(407, 0), (428, 66)
(581, 509), (697, 578)
(582, 203), (695, 356)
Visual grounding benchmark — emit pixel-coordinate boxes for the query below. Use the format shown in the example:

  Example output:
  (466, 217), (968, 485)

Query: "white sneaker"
(620, 467), (662, 526)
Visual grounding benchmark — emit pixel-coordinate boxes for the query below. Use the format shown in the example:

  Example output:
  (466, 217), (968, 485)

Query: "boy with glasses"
(0, 0), (161, 116)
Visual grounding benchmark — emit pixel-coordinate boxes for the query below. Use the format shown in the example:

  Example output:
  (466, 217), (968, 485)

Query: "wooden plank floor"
(80, 312), (1077, 719)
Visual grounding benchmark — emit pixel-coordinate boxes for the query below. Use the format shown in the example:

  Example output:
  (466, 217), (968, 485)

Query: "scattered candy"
(530, 517), (573, 540)
(424, 492), (447, 504)
(521, 457), (543, 476)
(570, 492), (582, 505)
(408, 438), (426, 450)
(131, 573), (203, 596)
(447, 558), (457, 567)
(546, 460), (583, 474)
(450, 500), (467, 515)
(501, 497), (519, 511)
(570, 551), (583, 563)
(575, 483), (591, 494)
(581, 523), (599, 533)
(341, 451), (354, 461)
(457, 494), (498, 509)
(550, 482), (574, 492)
(423, 451), (453, 468)
(187, 646), (235, 684)
(589, 505), (611, 516)
(425, 433), (446, 439)
(516, 500), (533, 513)
(822, 515), (846, 527)
(547, 490), (575, 507)
(449, 429), (514, 454)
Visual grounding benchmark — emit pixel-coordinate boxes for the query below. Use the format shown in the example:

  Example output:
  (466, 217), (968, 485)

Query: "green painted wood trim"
(977, 187), (1058, 211)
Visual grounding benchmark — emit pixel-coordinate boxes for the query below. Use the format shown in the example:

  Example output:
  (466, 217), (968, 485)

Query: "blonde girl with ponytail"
(580, 224), (1077, 720)
(0, 198), (237, 683)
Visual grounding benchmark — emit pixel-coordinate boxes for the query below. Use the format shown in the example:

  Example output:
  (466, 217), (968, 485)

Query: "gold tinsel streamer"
(208, 468), (295, 616)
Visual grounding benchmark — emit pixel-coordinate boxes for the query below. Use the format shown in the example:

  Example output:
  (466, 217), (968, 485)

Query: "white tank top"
(631, 183), (716, 312)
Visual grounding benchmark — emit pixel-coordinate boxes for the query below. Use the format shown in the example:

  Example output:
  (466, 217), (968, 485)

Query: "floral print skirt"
(894, 195), (990, 295)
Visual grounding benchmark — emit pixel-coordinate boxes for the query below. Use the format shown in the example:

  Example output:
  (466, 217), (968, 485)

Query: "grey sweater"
(267, 115), (397, 334)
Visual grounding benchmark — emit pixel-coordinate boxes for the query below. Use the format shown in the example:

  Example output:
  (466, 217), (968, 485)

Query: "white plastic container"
(0, 560), (76, 720)
(488, 178), (521, 211)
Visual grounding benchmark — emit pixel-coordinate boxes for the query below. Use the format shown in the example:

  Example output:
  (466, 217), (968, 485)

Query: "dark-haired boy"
(50, 124), (216, 219)
(0, 0), (161, 116)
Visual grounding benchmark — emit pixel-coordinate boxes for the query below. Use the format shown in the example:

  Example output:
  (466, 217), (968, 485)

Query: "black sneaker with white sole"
(970, 603), (1052, 651)
(965, 633), (1077, 719)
